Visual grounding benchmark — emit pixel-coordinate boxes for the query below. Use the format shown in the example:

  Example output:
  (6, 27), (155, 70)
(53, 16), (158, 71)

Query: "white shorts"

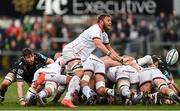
(32, 68), (67, 85)
(83, 54), (105, 76)
(139, 67), (168, 86)
(116, 65), (139, 84)
(139, 69), (152, 86)
(106, 66), (121, 82)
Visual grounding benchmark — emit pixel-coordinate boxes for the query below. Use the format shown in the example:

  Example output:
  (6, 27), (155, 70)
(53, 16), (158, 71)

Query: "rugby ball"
(166, 49), (179, 65)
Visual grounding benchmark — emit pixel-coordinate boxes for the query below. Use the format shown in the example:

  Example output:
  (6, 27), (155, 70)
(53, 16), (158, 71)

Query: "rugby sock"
(39, 90), (48, 98)
(64, 76), (80, 100)
(25, 87), (36, 102)
(82, 86), (91, 99)
(64, 92), (71, 100)
(121, 88), (130, 97)
(0, 88), (7, 97)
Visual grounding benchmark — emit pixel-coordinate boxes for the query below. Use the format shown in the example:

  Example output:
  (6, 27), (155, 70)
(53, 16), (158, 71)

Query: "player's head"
(22, 48), (35, 65)
(152, 55), (168, 72)
(151, 55), (161, 67)
(151, 55), (166, 68)
(97, 14), (112, 31)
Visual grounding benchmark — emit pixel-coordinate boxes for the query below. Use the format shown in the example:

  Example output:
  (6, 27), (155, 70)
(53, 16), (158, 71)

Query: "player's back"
(42, 62), (61, 75)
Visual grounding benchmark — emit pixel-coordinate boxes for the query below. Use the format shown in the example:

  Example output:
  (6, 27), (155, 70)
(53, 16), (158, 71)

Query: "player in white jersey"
(60, 14), (122, 108)
(80, 54), (115, 105)
(101, 55), (144, 105)
(138, 55), (180, 104)
(25, 54), (72, 105)
(107, 65), (142, 105)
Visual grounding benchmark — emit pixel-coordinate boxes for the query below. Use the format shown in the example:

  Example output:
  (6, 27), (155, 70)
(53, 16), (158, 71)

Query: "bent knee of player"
(157, 82), (168, 94)
(81, 75), (91, 87)
(3, 74), (15, 86)
(140, 83), (152, 93)
(96, 81), (106, 95)
(96, 87), (106, 96)
(80, 80), (89, 88)
(1, 79), (13, 89)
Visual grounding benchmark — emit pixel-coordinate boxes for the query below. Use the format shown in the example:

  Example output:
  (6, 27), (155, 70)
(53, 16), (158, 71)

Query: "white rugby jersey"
(33, 60), (62, 82)
(64, 24), (109, 61)
(40, 60), (61, 75)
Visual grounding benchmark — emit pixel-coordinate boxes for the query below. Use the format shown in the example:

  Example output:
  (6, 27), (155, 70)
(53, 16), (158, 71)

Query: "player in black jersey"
(0, 48), (54, 106)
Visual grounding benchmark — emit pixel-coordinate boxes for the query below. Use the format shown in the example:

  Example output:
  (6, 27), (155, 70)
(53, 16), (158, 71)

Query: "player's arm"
(36, 53), (54, 64)
(15, 67), (26, 106)
(101, 56), (121, 68)
(93, 38), (122, 62)
(105, 44), (119, 56)
(17, 81), (26, 106)
(45, 58), (54, 64)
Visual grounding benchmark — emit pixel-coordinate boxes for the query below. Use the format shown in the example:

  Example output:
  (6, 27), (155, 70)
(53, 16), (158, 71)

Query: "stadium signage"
(72, 0), (156, 14)
(37, 0), (157, 15)
(0, 0), (173, 16)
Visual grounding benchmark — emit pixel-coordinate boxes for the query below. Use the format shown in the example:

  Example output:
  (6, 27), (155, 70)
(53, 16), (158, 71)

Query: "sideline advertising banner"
(0, 0), (173, 17)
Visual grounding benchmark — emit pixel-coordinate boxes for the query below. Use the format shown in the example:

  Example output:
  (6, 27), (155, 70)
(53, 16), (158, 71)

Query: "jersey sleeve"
(102, 32), (110, 44)
(36, 53), (48, 63)
(90, 26), (102, 40)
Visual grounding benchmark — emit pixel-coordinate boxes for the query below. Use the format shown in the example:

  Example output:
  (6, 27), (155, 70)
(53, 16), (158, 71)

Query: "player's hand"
(109, 52), (122, 63)
(19, 97), (26, 106)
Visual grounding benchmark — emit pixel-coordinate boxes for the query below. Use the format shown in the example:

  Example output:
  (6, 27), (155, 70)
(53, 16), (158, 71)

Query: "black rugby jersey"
(10, 53), (48, 84)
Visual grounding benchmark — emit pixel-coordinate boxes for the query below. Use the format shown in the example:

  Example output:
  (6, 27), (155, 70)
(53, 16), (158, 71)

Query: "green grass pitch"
(1, 76), (180, 110)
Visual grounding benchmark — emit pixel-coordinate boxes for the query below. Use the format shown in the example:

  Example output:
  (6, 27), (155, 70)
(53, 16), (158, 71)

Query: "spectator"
(41, 33), (50, 51)
(168, 11), (178, 29)
(6, 19), (21, 39)
(163, 29), (178, 42)
(138, 19), (150, 37)
(28, 31), (41, 49)
(42, 15), (56, 37)
(156, 12), (168, 30)
(53, 16), (64, 38)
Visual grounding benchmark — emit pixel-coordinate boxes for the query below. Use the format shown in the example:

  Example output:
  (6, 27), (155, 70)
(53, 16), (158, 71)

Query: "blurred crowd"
(0, 15), (71, 52)
(110, 11), (179, 55)
(0, 12), (180, 70)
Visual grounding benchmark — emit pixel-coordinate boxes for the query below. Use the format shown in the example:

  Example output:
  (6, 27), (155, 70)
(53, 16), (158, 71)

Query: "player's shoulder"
(35, 52), (47, 59)
(88, 24), (101, 31)
(15, 57), (25, 66)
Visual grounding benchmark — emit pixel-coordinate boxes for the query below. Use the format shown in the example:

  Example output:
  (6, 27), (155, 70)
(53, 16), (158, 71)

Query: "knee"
(1, 79), (11, 88)
(80, 80), (88, 88)
(158, 82), (168, 94)
(96, 87), (106, 96)
(95, 81), (106, 96)
(159, 87), (167, 94)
